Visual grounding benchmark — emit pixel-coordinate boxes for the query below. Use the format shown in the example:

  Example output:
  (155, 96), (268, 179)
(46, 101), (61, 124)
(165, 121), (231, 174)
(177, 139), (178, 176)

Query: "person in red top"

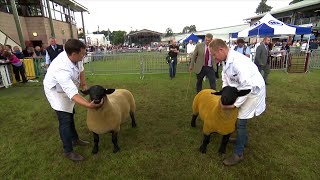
(3, 51), (28, 83)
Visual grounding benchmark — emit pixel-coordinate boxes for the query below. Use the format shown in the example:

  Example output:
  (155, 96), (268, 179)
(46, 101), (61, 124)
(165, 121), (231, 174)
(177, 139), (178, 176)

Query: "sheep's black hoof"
(218, 148), (226, 154)
(132, 122), (137, 128)
(199, 145), (207, 154)
(191, 121), (196, 127)
(92, 146), (99, 154)
(113, 147), (120, 153)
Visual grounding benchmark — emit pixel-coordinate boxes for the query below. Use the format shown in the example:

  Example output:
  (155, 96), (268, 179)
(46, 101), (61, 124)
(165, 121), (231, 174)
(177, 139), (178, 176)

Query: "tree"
(165, 28), (173, 37)
(78, 32), (84, 39)
(189, 25), (197, 32)
(255, 0), (272, 15)
(182, 26), (190, 33)
(112, 31), (126, 45)
(182, 25), (197, 33)
(289, 0), (304, 5)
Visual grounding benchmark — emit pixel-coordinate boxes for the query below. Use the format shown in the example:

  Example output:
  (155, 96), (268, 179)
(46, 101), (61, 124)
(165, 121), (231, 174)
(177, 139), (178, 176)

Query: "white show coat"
(222, 49), (266, 119)
(43, 51), (84, 113)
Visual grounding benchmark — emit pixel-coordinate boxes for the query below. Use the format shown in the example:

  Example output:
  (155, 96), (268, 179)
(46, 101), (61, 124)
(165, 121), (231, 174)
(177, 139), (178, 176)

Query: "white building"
(85, 34), (110, 46)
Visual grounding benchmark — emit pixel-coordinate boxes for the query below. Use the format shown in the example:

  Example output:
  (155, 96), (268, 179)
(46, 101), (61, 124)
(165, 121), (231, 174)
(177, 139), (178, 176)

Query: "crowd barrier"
(1, 49), (318, 87)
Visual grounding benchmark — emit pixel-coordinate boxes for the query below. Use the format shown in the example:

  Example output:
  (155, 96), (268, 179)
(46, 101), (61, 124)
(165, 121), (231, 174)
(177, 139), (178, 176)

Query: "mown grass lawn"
(0, 69), (319, 179)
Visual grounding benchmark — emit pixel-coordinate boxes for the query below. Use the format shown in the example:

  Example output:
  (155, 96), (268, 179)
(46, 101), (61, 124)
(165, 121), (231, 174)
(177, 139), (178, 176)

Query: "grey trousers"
(196, 66), (216, 93)
(257, 64), (270, 82)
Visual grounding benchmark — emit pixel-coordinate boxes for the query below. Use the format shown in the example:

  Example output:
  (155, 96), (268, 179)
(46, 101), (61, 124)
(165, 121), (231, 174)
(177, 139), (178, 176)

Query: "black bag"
(166, 55), (171, 64)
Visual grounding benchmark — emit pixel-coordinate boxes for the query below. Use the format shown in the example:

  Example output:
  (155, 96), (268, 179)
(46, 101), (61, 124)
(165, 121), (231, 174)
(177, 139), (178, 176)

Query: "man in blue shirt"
(234, 39), (251, 58)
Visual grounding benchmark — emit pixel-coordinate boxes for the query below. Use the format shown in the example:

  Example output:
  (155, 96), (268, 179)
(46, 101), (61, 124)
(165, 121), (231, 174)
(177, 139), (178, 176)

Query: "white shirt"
(222, 49), (266, 119)
(43, 51), (84, 113)
(45, 45), (56, 65)
(187, 43), (195, 54)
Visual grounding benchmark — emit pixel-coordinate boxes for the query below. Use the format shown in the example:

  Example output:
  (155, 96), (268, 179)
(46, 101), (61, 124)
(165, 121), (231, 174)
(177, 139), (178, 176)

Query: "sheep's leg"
(218, 134), (231, 154)
(199, 134), (210, 153)
(191, 114), (198, 127)
(92, 132), (99, 154)
(112, 131), (120, 153)
(130, 111), (137, 128)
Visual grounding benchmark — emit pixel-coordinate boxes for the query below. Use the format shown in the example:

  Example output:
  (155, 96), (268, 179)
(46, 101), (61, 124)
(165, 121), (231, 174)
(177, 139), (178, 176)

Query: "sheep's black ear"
(237, 89), (251, 97)
(211, 90), (223, 96)
(80, 89), (90, 95)
(105, 89), (115, 95)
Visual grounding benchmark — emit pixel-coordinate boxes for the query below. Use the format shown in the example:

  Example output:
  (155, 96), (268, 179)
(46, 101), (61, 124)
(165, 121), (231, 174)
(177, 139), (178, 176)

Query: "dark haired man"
(234, 39), (251, 58)
(43, 39), (103, 161)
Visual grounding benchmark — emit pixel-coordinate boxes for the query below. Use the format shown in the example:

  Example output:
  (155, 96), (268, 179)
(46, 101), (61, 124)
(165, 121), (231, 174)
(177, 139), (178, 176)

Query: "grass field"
(0, 68), (320, 179)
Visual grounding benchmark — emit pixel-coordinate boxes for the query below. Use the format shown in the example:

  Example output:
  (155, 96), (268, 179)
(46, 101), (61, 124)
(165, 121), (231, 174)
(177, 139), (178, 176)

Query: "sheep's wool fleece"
(192, 89), (238, 135)
(86, 89), (136, 134)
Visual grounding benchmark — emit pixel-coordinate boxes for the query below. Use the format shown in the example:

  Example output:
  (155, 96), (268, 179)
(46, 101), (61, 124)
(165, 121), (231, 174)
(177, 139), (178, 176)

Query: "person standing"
(254, 37), (271, 84)
(168, 39), (179, 79)
(3, 51), (28, 83)
(186, 40), (195, 64)
(189, 33), (216, 93)
(234, 38), (251, 58)
(45, 37), (64, 69)
(43, 39), (103, 161)
(208, 38), (266, 166)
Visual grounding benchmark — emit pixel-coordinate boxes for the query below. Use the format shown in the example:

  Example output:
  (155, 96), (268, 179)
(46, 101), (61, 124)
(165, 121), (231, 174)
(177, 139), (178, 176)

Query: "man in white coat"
(44, 39), (103, 161)
(208, 39), (266, 166)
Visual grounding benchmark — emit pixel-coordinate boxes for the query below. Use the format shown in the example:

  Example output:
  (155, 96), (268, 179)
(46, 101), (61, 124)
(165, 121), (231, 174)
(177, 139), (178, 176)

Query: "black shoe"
(63, 152), (84, 161)
(73, 139), (89, 146)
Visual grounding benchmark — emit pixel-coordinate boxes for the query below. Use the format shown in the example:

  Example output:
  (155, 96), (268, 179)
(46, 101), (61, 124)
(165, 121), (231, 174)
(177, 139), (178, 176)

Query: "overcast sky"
(74, 0), (292, 33)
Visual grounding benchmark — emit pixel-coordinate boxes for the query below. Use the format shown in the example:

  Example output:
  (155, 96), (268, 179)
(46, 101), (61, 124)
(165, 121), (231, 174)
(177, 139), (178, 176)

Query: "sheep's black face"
(81, 85), (115, 104)
(212, 86), (251, 105)
(220, 87), (238, 105)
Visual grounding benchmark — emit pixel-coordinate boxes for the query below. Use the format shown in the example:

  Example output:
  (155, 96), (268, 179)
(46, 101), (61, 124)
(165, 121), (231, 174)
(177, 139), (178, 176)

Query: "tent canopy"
(231, 13), (312, 38)
(183, 33), (200, 43)
(178, 33), (200, 43)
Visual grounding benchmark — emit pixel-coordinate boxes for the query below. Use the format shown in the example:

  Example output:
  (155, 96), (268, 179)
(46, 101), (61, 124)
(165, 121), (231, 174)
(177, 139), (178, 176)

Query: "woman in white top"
(208, 38), (266, 166)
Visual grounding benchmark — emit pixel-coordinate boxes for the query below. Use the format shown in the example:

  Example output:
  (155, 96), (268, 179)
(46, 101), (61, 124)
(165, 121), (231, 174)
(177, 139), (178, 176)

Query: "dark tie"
(205, 47), (209, 66)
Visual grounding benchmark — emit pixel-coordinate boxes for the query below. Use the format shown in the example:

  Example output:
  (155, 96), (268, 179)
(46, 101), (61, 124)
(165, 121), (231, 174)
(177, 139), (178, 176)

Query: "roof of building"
(128, 29), (162, 36)
(54, 0), (88, 12)
(245, 0), (319, 20)
(161, 24), (250, 42)
(194, 24), (249, 35)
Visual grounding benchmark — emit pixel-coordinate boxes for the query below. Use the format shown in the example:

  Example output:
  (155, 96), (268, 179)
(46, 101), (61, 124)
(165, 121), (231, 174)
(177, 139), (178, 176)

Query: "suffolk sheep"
(191, 86), (250, 154)
(81, 85), (137, 154)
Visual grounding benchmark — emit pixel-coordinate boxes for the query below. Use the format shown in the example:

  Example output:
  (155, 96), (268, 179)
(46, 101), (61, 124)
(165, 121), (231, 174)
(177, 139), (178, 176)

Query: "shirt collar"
(223, 49), (235, 69)
(61, 51), (79, 70)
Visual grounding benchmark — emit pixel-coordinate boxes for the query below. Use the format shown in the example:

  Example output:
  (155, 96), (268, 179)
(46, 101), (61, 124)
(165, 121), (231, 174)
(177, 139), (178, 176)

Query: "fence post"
(140, 54), (144, 80)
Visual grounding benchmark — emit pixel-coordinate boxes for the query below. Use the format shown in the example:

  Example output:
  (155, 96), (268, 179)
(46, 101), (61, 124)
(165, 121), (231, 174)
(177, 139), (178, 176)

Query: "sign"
(268, 20), (283, 26)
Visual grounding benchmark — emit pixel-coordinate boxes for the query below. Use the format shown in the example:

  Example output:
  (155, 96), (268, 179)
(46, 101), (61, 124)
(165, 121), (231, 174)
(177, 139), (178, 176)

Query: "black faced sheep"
(81, 85), (137, 154)
(191, 86), (250, 154)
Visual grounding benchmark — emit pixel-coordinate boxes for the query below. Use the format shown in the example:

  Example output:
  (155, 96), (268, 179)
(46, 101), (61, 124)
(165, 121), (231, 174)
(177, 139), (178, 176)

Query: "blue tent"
(231, 13), (312, 38)
(183, 33), (200, 43)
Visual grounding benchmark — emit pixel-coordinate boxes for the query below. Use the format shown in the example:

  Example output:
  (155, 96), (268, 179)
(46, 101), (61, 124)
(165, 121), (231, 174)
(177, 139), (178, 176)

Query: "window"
(0, 0), (12, 13)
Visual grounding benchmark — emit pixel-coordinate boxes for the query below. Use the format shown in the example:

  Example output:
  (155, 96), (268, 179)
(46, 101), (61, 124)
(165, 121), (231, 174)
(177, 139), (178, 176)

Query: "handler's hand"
(189, 66), (193, 72)
(88, 99), (104, 109)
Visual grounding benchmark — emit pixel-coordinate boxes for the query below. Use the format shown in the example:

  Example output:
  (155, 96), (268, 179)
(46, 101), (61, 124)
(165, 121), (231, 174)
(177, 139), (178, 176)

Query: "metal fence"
(83, 52), (190, 79)
(309, 49), (320, 69)
(21, 49), (320, 79)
